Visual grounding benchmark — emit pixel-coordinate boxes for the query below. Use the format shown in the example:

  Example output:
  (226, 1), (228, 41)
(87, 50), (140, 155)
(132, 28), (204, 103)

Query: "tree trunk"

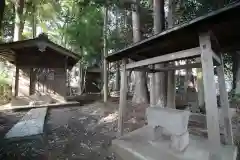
(29, 4), (37, 95)
(103, 6), (108, 102)
(166, 0), (176, 108)
(78, 61), (84, 94)
(14, 0), (24, 41)
(232, 54), (237, 92)
(183, 60), (195, 101)
(115, 62), (120, 91)
(132, 0), (148, 104)
(114, 7), (120, 91)
(151, 0), (166, 107)
(13, 0), (24, 97)
(233, 52), (240, 94)
(32, 5), (36, 38)
(0, 0), (5, 34)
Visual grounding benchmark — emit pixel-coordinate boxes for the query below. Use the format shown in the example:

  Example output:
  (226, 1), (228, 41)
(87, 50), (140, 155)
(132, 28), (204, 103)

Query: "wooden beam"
(216, 53), (234, 145)
(161, 62), (201, 71)
(126, 47), (201, 70)
(0, 40), (36, 50)
(130, 62), (201, 72)
(118, 59), (128, 136)
(199, 32), (221, 156)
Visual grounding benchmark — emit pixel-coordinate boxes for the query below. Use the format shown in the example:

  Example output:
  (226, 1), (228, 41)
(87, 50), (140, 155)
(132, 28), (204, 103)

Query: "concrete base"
(5, 108), (47, 139)
(111, 126), (237, 160)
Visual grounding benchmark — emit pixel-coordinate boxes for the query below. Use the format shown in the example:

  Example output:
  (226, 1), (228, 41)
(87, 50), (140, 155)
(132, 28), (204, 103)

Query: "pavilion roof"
(106, 2), (240, 62)
(0, 34), (81, 68)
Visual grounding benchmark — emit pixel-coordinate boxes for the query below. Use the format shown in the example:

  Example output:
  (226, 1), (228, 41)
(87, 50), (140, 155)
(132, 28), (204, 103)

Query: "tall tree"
(166, 0), (176, 108)
(13, 0), (24, 97)
(114, 6), (120, 91)
(14, 0), (24, 41)
(152, 0), (166, 107)
(132, 0), (149, 104)
(103, 5), (108, 102)
(0, 0), (5, 32)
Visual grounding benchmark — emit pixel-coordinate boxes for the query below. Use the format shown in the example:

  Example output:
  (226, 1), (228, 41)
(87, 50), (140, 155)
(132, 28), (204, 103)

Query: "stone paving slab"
(5, 108), (47, 139)
(0, 101), (79, 111)
(112, 126), (237, 160)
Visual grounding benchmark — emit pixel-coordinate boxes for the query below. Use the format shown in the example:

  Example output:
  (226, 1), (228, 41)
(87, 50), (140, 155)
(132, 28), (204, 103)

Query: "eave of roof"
(106, 2), (240, 62)
(0, 36), (81, 61)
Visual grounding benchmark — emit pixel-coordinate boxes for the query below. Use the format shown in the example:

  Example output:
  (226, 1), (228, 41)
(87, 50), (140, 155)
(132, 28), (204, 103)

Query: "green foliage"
(1, 0), (15, 42)
(62, 3), (104, 67)
(1, 0), (238, 72)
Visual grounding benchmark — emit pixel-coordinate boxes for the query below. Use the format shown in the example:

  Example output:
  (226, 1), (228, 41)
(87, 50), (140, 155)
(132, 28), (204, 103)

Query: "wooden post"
(199, 32), (221, 156)
(166, 0), (176, 109)
(14, 66), (19, 97)
(150, 65), (156, 106)
(196, 68), (204, 107)
(29, 68), (35, 95)
(167, 64), (176, 108)
(65, 56), (68, 97)
(103, 6), (108, 103)
(118, 59), (127, 136)
(216, 53), (234, 145)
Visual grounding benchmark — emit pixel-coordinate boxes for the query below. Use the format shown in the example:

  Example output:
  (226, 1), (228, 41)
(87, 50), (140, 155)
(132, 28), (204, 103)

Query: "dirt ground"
(0, 100), (147, 160)
(0, 100), (239, 160)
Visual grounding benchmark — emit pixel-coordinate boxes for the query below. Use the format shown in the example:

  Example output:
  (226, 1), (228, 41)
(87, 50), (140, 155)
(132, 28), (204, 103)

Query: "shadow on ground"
(0, 101), (124, 160)
(0, 100), (239, 160)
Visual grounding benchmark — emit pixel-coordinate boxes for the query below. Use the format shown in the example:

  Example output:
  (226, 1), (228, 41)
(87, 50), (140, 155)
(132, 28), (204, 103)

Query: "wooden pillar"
(64, 56), (68, 98)
(199, 32), (221, 156)
(216, 53), (234, 145)
(103, 6), (108, 103)
(167, 0), (175, 108)
(14, 66), (19, 97)
(196, 68), (204, 107)
(150, 65), (156, 106)
(167, 65), (176, 108)
(103, 59), (108, 102)
(118, 59), (127, 136)
(29, 68), (35, 95)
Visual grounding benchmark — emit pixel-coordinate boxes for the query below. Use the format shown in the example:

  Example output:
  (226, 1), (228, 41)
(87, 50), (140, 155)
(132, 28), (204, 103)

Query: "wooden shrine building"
(0, 34), (80, 101)
(106, 2), (240, 160)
